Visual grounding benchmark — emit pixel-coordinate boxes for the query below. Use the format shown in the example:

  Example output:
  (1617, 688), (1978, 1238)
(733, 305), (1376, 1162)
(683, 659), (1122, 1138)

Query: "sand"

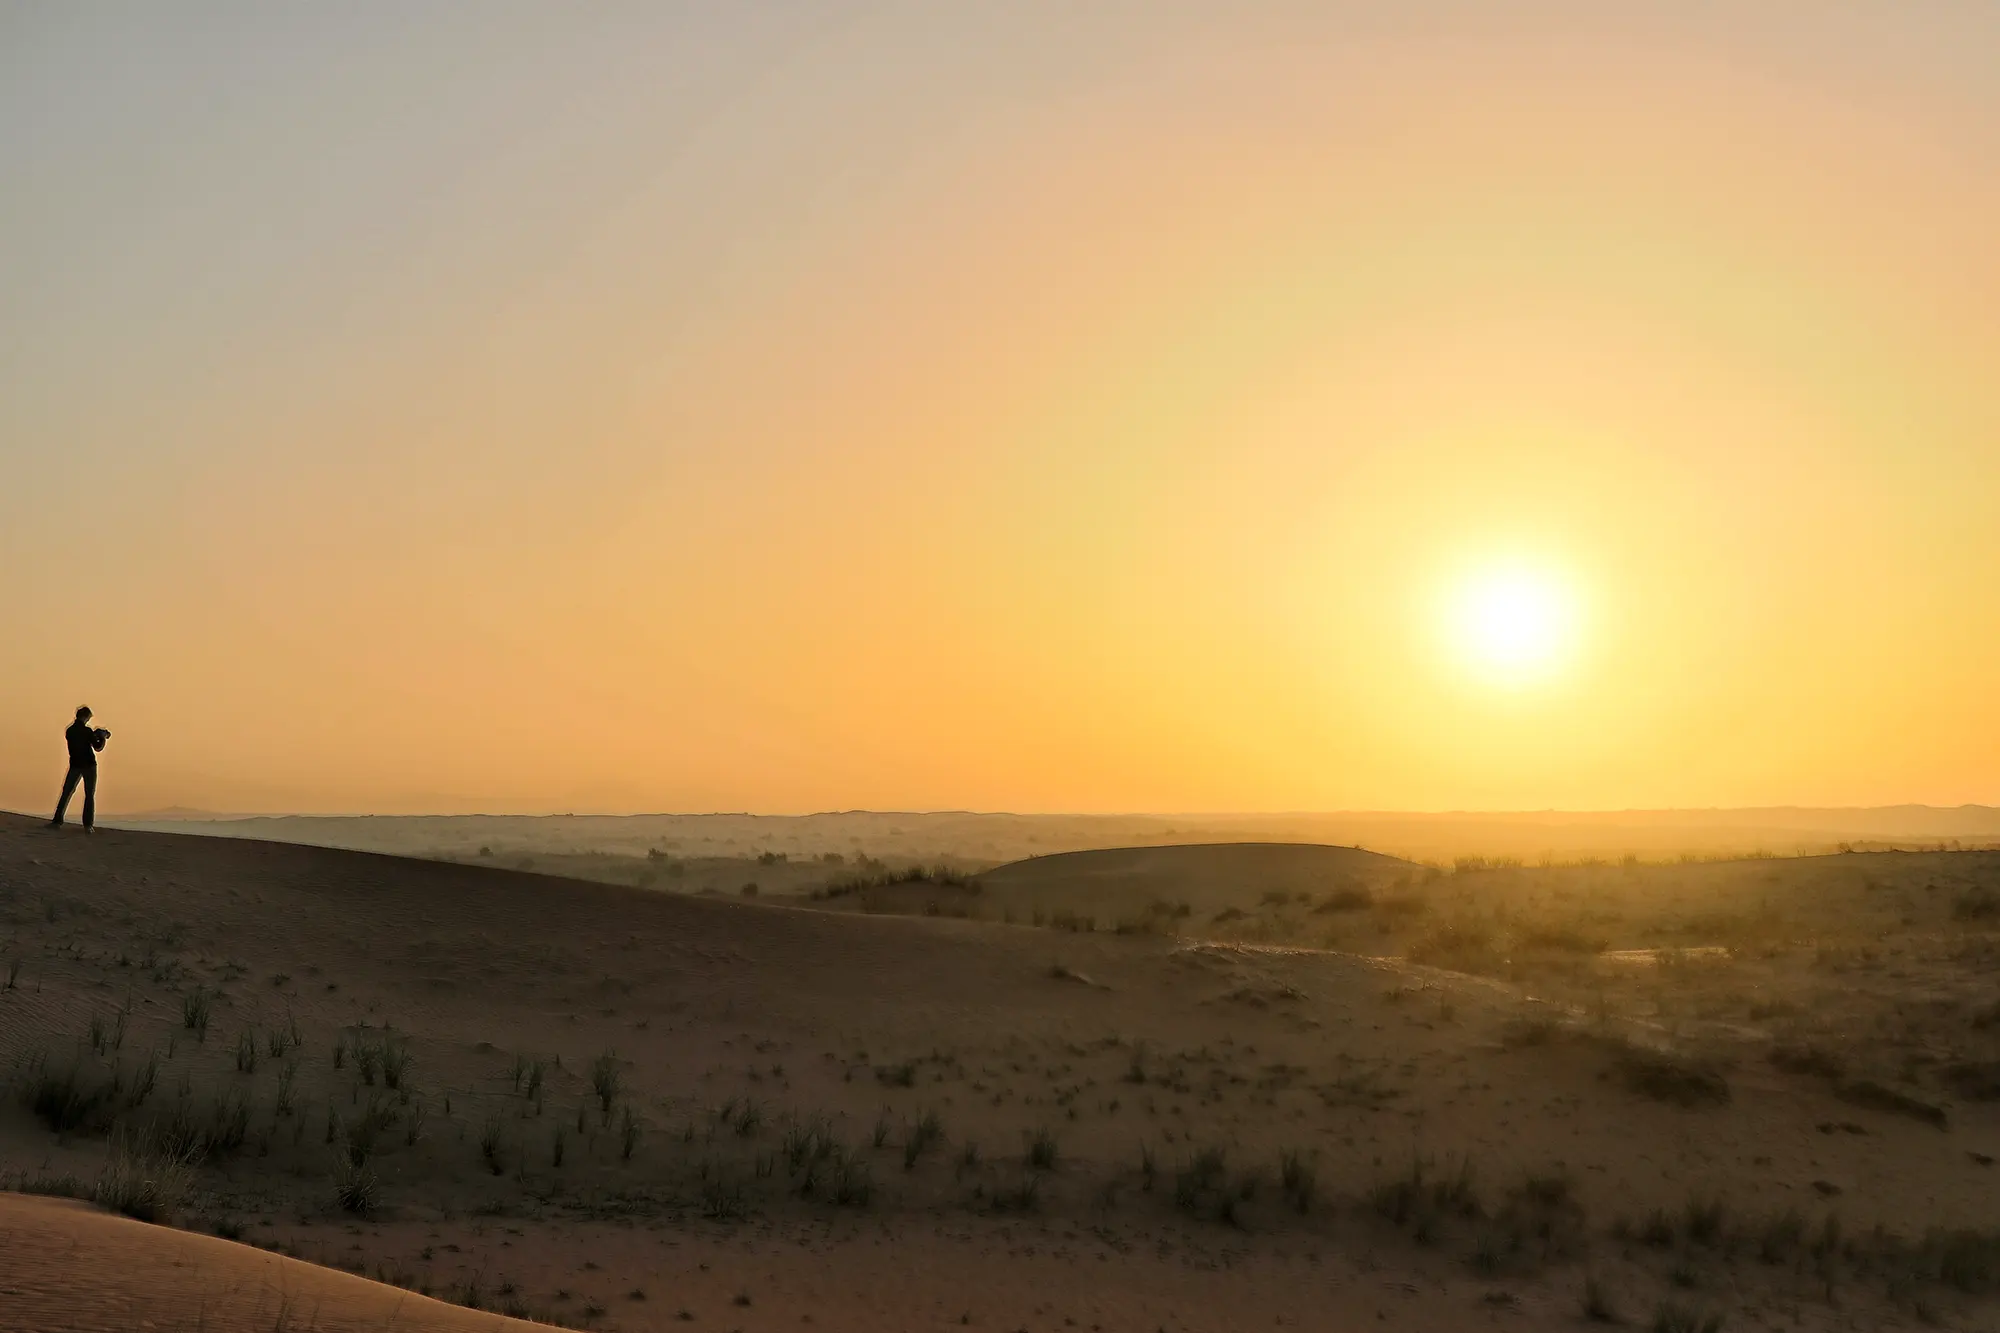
(2, 811), (1996, 1331)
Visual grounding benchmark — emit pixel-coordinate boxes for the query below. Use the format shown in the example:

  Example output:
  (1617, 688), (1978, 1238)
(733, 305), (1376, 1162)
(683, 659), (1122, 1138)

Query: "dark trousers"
(54, 764), (97, 828)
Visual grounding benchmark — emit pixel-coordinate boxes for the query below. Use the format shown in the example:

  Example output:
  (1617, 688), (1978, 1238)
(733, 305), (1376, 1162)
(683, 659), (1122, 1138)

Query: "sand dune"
(2, 811), (1997, 1330)
(0, 1192), (540, 1332)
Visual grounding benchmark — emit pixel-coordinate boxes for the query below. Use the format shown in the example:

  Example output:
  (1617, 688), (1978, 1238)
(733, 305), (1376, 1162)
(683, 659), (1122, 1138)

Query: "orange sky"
(3, 3), (1997, 815)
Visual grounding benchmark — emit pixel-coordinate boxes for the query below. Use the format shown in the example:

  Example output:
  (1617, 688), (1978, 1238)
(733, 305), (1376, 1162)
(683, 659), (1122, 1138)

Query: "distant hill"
(98, 806), (2000, 867)
(975, 841), (1412, 921)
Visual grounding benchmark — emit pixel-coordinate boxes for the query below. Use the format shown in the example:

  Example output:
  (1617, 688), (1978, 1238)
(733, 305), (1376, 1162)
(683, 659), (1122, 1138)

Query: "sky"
(2, 1), (1997, 816)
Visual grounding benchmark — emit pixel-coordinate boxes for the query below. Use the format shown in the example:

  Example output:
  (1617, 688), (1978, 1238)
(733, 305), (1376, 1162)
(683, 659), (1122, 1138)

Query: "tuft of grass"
(1757, 1209), (1805, 1264)
(1682, 1192), (1728, 1248)
(128, 1052), (159, 1108)
(1582, 1274), (1620, 1323)
(480, 1119), (506, 1175)
(234, 1029), (258, 1074)
(1025, 1126), (1059, 1171)
(903, 1109), (944, 1169)
(333, 1155), (380, 1215)
(829, 1155), (873, 1207)
(1279, 1147), (1317, 1213)
(590, 1050), (622, 1120)
(94, 1135), (198, 1223)
(181, 988), (213, 1041)
(620, 1105), (641, 1161)
(699, 1173), (747, 1221)
(1652, 1300), (1725, 1333)
(208, 1090), (251, 1154)
(379, 1038), (412, 1091)
(1174, 1145), (1230, 1217)
(988, 1172), (1041, 1214)
(273, 1060), (298, 1117)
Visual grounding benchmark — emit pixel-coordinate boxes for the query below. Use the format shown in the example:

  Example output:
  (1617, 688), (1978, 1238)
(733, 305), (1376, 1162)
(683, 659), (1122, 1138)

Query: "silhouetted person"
(50, 706), (110, 832)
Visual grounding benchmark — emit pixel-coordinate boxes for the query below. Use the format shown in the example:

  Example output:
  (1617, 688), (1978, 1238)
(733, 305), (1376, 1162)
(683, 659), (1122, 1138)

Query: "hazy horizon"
(7, 2), (1997, 816)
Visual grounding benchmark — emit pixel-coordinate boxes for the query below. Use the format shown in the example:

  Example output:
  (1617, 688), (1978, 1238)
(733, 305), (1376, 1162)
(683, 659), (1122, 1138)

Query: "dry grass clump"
(1405, 920), (1504, 976)
(589, 1049), (622, 1119)
(1834, 1079), (1946, 1129)
(1769, 1042), (1846, 1080)
(333, 1155), (380, 1215)
(1651, 1300), (1726, 1333)
(1368, 1153), (1482, 1244)
(180, 987), (213, 1040)
(21, 1055), (115, 1134)
(1471, 1172), (1588, 1275)
(1604, 1040), (1731, 1107)
(94, 1132), (199, 1223)
(1940, 1059), (2000, 1101)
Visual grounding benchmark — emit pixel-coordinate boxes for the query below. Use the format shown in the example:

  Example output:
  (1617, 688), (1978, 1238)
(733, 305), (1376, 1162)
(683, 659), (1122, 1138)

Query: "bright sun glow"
(1444, 563), (1581, 684)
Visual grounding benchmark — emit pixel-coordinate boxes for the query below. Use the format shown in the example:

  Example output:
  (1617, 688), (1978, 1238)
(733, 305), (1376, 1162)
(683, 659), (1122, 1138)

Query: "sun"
(1444, 562), (1580, 684)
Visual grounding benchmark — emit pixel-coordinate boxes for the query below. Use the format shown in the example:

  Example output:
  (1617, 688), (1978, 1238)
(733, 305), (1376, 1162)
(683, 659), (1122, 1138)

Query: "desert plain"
(3, 811), (1999, 1332)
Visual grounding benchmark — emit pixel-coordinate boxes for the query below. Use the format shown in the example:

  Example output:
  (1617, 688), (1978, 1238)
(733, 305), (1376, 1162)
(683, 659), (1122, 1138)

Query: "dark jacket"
(65, 720), (104, 768)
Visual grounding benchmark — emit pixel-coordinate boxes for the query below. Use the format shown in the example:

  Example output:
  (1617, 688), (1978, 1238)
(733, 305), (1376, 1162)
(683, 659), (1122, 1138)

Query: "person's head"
(75, 706), (92, 722)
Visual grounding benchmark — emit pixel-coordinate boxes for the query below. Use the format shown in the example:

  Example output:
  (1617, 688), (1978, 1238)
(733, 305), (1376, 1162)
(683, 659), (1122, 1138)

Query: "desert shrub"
(1610, 1043), (1731, 1107)
(1025, 1126), (1059, 1171)
(1769, 1043), (1845, 1080)
(1836, 1079), (1947, 1129)
(1500, 1015), (1561, 1048)
(1953, 890), (2000, 922)
(1369, 1153), (1481, 1241)
(1941, 1060), (2000, 1101)
(1314, 886), (1374, 914)
(22, 1055), (112, 1135)
(1682, 1192), (1728, 1248)
(1406, 920), (1504, 975)
(1474, 1171), (1587, 1274)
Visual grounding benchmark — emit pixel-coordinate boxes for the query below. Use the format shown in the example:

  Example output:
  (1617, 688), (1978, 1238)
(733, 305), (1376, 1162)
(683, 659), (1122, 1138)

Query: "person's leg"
(81, 766), (97, 830)
(52, 767), (81, 825)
